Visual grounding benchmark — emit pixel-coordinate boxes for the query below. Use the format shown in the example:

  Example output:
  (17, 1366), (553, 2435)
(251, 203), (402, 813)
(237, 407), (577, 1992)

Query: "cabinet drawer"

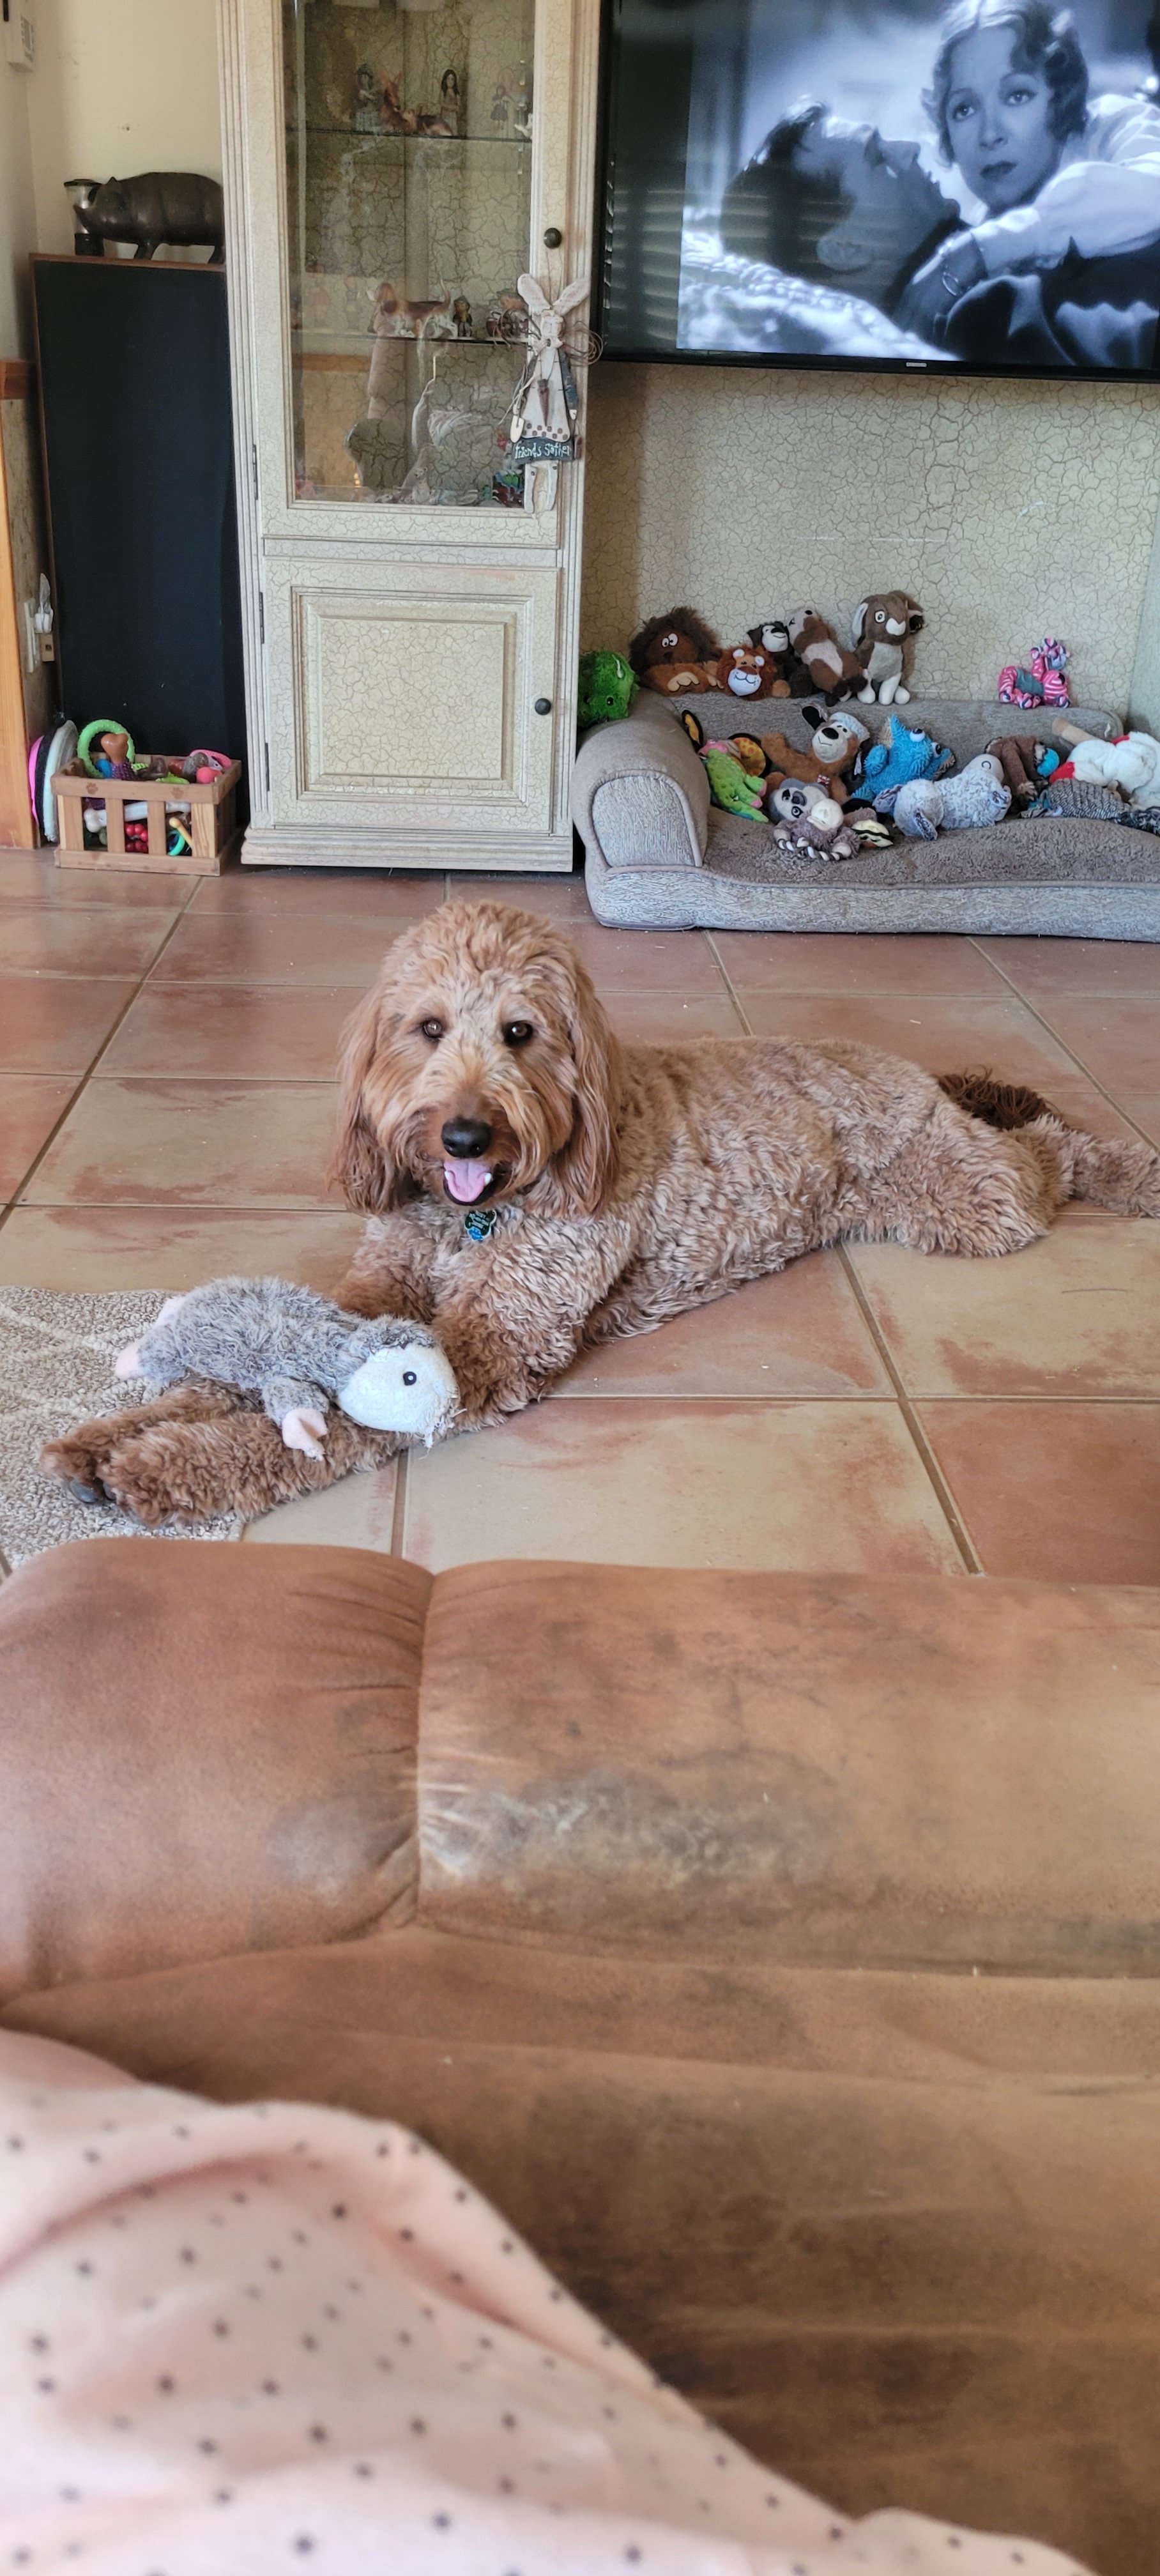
(264, 558), (560, 838)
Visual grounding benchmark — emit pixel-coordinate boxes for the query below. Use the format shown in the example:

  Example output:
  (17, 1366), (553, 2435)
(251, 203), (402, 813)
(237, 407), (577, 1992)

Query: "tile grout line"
(703, 933), (754, 1035)
(836, 1243), (982, 1572)
(0, 883), (205, 1244)
(389, 1450), (409, 1555)
(963, 936), (1159, 1146)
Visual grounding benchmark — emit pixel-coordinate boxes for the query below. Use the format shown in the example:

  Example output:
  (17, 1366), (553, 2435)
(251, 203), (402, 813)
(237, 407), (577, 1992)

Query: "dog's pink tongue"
(444, 1160), (492, 1205)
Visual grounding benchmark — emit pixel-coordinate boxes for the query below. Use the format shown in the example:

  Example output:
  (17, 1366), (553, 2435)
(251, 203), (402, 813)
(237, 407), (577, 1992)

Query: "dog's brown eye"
(419, 1018), (443, 1042)
(503, 1020), (534, 1047)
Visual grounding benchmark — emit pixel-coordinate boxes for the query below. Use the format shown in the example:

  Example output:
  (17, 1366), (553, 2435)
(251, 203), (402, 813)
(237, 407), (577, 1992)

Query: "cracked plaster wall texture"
(580, 364), (1160, 714)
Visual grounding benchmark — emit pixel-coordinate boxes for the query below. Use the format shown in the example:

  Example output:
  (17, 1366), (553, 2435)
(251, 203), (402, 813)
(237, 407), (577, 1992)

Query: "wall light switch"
(3, 0), (36, 71)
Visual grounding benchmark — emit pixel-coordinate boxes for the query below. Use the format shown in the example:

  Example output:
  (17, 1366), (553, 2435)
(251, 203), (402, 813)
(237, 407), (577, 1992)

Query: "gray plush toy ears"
(850, 600), (868, 646)
(342, 1315), (438, 1370)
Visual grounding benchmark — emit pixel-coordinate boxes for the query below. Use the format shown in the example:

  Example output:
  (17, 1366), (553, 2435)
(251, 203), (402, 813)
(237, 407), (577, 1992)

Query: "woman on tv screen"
(898, 0), (1160, 363)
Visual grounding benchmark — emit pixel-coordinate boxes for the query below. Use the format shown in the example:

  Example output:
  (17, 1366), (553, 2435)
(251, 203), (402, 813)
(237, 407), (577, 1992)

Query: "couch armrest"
(0, 1540), (427, 2000)
(571, 698), (709, 870)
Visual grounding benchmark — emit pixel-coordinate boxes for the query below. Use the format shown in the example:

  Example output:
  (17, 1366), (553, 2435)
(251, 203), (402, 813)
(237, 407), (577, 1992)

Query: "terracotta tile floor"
(3, 853), (1160, 1584)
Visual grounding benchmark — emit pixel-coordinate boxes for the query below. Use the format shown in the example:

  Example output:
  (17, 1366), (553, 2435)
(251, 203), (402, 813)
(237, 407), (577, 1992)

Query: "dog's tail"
(938, 1067), (1160, 1217)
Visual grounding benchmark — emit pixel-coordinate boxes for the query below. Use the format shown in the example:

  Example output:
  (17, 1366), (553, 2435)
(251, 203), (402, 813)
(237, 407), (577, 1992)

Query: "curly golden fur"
(44, 900), (1160, 1526)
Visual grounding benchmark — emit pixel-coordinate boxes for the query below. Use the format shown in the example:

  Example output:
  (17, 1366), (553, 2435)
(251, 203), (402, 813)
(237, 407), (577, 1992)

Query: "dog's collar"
(462, 1205), (499, 1241)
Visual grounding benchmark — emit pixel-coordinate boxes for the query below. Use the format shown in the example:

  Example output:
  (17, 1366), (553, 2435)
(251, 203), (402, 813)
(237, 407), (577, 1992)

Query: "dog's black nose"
(441, 1115), (492, 1158)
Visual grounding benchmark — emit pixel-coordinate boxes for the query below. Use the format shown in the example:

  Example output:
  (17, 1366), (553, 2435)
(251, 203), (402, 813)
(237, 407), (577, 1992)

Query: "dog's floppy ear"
(850, 601), (868, 647)
(904, 600), (924, 633)
(546, 962), (622, 1219)
(329, 986), (406, 1213)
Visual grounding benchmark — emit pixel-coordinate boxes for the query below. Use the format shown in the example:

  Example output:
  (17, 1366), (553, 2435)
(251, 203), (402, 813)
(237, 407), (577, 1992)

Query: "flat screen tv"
(596, 0), (1160, 376)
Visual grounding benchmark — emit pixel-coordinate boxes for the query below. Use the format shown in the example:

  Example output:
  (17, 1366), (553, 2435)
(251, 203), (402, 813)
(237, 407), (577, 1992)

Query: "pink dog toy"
(998, 637), (1069, 710)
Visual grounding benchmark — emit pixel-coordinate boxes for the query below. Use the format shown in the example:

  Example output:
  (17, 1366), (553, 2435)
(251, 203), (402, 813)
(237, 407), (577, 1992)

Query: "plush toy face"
(804, 710), (869, 767)
(747, 620), (791, 661)
(646, 625), (705, 668)
(769, 777), (828, 824)
(717, 645), (779, 698)
(339, 1342), (459, 1441)
(851, 593), (924, 650)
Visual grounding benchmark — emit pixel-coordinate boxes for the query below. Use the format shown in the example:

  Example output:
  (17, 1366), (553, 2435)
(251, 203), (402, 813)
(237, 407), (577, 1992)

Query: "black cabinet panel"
(32, 258), (246, 767)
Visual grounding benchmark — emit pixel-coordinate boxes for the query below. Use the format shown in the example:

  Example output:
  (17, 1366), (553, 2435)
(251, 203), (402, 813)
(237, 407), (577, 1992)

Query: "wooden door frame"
(0, 361), (36, 849)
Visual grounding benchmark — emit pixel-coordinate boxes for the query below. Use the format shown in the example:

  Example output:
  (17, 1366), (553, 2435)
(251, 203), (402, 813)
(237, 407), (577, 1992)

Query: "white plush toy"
(116, 1277), (459, 1459)
(894, 753), (1012, 841)
(1053, 720), (1160, 807)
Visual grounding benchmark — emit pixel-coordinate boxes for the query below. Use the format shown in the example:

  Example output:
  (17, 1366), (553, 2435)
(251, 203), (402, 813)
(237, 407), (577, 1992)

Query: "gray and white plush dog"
(894, 753), (1012, 841)
(116, 1276), (459, 1459)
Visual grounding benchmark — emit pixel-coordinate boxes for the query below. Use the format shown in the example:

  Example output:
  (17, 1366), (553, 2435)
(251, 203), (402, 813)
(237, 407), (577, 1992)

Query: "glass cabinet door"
(283, 0), (537, 508)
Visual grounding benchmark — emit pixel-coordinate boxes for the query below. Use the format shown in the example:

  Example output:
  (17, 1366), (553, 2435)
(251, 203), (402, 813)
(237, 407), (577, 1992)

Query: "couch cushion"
(0, 1540), (428, 1997)
(416, 1562), (1160, 1972)
(13, 1928), (1160, 2097)
(8, 1949), (1156, 2576)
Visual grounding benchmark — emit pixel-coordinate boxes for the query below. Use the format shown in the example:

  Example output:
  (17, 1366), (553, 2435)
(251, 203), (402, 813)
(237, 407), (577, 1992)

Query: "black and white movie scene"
(675, 0), (1160, 368)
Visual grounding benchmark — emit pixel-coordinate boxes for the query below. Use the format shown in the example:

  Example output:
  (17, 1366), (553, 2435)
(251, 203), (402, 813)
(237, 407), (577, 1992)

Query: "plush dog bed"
(571, 691), (1160, 937)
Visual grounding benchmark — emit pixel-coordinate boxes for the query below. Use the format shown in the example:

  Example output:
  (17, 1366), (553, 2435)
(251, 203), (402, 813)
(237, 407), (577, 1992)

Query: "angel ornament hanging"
(507, 273), (596, 468)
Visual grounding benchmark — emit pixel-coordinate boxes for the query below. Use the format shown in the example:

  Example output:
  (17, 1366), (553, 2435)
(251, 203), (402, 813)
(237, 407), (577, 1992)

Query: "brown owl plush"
(629, 606), (722, 695)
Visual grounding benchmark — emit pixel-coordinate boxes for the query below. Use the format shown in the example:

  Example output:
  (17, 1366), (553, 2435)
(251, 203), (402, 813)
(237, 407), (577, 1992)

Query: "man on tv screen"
(658, 0), (1160, 372)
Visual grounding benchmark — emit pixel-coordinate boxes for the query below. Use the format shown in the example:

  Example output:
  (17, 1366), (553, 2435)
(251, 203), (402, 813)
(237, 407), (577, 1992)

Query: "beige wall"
(0, 66), (36, 355)
(1131, 500), (1160, 732)
(27, 0), (222, 256)
(581, 363), (1160, 717)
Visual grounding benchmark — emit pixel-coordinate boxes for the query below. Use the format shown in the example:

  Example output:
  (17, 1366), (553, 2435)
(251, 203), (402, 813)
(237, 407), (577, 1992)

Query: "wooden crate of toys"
(53, 724), (242, 875)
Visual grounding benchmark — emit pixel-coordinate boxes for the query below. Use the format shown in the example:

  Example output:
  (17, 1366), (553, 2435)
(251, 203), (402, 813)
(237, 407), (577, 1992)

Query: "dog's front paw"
(42, 1425), (117, 1493)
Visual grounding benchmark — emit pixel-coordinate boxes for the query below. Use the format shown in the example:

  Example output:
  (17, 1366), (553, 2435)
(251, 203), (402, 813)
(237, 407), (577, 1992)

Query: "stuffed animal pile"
(627, 590), (927, 709)
(588, 604), (1160, 862)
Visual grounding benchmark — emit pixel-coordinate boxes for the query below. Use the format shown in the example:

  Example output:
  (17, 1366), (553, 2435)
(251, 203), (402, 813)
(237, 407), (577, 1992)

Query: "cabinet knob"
(533, 696), (553, 715)
(543, 226), (563, 249)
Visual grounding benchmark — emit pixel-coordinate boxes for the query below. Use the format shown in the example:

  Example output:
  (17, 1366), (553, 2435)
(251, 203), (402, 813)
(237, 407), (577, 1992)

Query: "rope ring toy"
(79, 719), (136, 776)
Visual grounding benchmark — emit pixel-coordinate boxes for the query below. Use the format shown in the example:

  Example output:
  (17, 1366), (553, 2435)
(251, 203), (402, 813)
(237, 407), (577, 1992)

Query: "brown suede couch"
(2, 1538), (1159, 2573)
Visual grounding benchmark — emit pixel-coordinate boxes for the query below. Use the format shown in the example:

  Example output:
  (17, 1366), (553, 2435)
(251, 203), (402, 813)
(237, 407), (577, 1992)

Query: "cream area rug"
(0, 1289), (241, 1567)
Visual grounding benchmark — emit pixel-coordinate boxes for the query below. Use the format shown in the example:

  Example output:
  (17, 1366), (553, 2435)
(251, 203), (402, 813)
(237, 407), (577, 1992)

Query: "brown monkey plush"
(787, 608), (863, 703)
(629, 606), (721, 695)
(987, 734), (1048, 808)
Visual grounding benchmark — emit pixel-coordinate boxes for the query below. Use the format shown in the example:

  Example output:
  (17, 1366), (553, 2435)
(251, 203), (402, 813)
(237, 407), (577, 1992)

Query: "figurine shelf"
(219, 0), (600, 870)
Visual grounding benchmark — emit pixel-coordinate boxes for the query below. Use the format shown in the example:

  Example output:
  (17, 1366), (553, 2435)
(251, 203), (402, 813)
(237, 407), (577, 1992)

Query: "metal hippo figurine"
(78, 172), (225, 263)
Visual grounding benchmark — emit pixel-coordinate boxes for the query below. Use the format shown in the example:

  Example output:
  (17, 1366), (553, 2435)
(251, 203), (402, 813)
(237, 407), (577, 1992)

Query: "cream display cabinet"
(218, 0), (599, 868)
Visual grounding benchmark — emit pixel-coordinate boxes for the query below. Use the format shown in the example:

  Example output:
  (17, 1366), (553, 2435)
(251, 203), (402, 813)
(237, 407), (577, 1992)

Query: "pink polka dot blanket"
(0, 2032), (1090, 2575)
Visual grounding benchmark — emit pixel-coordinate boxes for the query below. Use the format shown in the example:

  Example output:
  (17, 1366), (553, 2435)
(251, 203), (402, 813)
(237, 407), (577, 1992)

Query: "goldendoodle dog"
(45, 899), (1160, 1524)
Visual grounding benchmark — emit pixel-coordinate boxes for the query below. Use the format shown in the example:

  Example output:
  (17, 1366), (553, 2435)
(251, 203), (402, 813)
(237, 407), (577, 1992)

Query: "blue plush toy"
(857, 716), (954, 814)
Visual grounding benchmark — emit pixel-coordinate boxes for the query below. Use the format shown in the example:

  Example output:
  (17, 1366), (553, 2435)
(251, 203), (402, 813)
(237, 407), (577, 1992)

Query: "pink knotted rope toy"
(998, 637), (1069, 710)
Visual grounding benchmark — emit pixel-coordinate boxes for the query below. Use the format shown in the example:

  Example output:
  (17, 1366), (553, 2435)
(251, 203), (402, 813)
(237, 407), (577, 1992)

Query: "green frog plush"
(701, 744), (767, 821)
(577, 651), (638, 729)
